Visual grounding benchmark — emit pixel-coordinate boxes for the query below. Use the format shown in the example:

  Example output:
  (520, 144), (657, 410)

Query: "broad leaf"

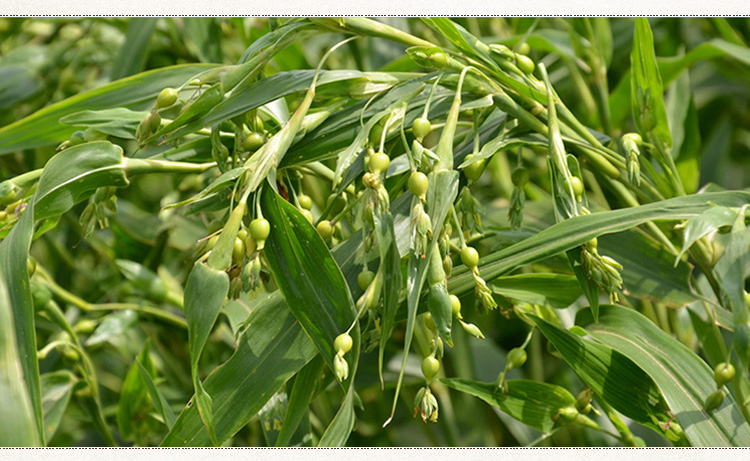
(160, 294), (317, 446)
(261, 188), (358, 385)
(442, 378), (575, 433)
(0, 64), (216, 155)
(577, 305), (750, 447)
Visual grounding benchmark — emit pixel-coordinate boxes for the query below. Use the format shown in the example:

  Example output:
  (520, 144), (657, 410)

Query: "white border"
(2, 0), (750, 17)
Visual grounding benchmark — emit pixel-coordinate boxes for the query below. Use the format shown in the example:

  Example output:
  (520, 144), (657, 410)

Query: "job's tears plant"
(1, 17), (750, 447)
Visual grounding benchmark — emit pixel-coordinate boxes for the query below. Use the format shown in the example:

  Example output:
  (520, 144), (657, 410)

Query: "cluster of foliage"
(2, 17), (750, 447)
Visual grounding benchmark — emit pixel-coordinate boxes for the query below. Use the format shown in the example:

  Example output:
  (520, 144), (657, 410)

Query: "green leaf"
(0, 199), (43, 445)
(442, 378), (575, 432)
(182, 18), (223, 64)
(577, 305), (750, 447)
(276, 355), (325, 447)
(136, 358), (176, 429)
(448, 191), (750, 297)
(0, 64), (43, 112)
(666, 71), (700, 193)
(610, 38), (750, 132)
(0, 254), (40, 446)
(676, 206), (738, 263)
(631, 18), (672, 152)
(85, 310), (139, 347)
(318, 386), (356, 447)
(490, 273), (582, 309)
(60, 108), (148, 140)
(531, 314), (669, 430)
(111, 18), (159, 81)
(600, 230), (696, 308)
(388, 169), (458, 425)
(183, 262), (229, 445)
(33, 141), (129, 221)
(40, 371), (77, 442)
(161, 294), (317, 446)
(374, 211), (403, 387)
(0, 64), (216, 155)
(117, 342), (155, 441)
(261, 187), (357, 384)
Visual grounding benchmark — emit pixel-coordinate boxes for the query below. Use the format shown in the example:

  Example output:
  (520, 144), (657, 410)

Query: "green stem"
(124, 158), (215, 175)
(37, 267), (187, 329)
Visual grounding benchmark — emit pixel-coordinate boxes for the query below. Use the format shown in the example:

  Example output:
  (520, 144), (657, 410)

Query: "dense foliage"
(1, 17), (750, 447)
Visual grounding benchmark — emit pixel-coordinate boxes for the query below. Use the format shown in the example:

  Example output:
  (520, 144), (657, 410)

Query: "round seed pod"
(358, 270), (375, 291)
(705, 389), (725, 412)
(148, 112), (161, 132)
(517, 42), (531, 55)
(156, 88), (179, 109)
(463, 154), (485, 181)
(714, 362), (736, 387)
(370, 152), (390, 175)
(558, 406), (579, 422)
(449, 294), (461, 317)
(301, 209), (313, 224)
(565, 175), (584, 198)
(334, 333), (353, 355)
(511, 167), (530, 187)
(298, 194), (313, 210)
(412, 117), (431, 139)
(238, 228), (248, 241)
(460, 246), (479, 271)
(249, 218), (270, 241)
(243, 132), (265, 152)
(586, 237), (598, 251)
(317, 220), (334, 239)
(408, 171), (429, 198)
(429, 52), (448, 68)
(506, 347), (527, 369)
(516, 54), (535, 74)
(232, 238), (245, 265)
(206, 235), (220, 252)
(421, 356), (440, 382)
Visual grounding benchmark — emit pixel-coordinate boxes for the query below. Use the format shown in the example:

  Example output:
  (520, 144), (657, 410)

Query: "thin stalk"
(36, 267), (187, 329)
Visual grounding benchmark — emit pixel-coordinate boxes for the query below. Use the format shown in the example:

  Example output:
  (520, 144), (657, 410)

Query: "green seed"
(412, 117), (431, 139)
(243, 132), (265, 152)
(298, 194), (313, 210)
(156, 87), (179, 109)
(506, 347), (527, 369)
(408, 171), (429, 198)
(232, 238), (245, 265)
(429, 52), (448, 68)
(316, 220), (334, 239)
(705, 389), (725, 412)
(558, 406), (579, 422)
(449, 294), (461, 317)
(244, 235), (257, 256)
(421, 356), (440, 382)
(148, 112), (161, 132)
(565, 176), (584, 198)
(460, 246), (479, 271)
(714, 362), (736, 387)
(463, 154), (485, 181)
(517, 42), (531, 55)
(206, 235), (219, 251)
(238, 228), (248, 241)
(511, 167), (529, 187)
(334, 333), (353, 355)
(586, 237), (598, 251)
(516, 54), (535, 74)
(358, 270), (375, 290)
(370, 152), (390, 175)
(301, 209), (313, 224)
(249, 218), (270, 241)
